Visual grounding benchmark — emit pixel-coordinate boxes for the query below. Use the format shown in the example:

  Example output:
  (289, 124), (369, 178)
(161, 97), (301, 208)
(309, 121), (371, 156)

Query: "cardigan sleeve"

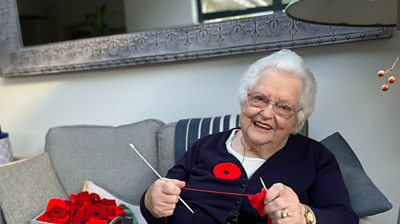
(139, 190), (168, 224)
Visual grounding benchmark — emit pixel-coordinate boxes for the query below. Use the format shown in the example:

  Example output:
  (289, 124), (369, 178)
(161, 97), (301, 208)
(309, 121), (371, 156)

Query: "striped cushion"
(174, 115), (240, 162)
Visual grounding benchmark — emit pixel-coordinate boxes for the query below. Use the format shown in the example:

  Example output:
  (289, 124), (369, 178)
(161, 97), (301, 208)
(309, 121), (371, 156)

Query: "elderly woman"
(140, 49), (358, 224)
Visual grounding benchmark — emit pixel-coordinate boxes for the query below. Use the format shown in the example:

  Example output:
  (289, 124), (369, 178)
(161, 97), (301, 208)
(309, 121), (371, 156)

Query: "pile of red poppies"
(36, 191), (126, 224)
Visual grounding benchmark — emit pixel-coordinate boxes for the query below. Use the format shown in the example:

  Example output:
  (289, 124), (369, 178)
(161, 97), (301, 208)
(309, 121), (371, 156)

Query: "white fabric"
(226, 130), (266, 178)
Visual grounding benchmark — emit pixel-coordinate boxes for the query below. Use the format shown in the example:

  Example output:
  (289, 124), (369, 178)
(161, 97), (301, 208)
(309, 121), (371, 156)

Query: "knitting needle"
(129, 144), (194, 214)
(259, 178), (273, 224)
(259, 177), (267, 191)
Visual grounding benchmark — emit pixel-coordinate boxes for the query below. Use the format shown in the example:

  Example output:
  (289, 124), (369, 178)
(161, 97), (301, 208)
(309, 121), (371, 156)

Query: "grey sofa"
(0, 115), (393, 224)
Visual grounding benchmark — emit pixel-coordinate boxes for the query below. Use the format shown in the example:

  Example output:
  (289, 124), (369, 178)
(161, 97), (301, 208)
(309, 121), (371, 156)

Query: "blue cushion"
(320, 132), (392, 217)
(174, 115), (240, 162)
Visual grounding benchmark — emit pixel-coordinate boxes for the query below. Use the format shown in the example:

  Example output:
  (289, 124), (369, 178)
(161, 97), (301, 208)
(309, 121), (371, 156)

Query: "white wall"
(1, 30), (400, 223)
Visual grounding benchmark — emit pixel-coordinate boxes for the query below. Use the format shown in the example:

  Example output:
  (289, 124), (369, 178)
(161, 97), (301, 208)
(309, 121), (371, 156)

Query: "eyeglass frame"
(246, 92), (301, 119)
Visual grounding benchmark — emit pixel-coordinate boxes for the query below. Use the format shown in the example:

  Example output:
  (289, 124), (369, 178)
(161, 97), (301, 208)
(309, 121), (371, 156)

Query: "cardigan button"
(241, 183), (246, 188)
(235, 200), (241, 205)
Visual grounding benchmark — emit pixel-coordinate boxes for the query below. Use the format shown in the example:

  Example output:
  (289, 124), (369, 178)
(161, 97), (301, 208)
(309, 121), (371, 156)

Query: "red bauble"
(377, 70), (385, 77)
(382, 84), (390, 91)
(388, 76), (396, 83)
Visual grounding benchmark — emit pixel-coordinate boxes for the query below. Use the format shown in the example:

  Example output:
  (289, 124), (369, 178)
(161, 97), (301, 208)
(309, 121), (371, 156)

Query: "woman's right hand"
(144, 178), (186, 218)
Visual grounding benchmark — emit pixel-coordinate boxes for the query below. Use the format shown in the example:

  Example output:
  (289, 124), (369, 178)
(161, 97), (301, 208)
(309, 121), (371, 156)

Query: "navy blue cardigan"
(140, 129), (358, 224)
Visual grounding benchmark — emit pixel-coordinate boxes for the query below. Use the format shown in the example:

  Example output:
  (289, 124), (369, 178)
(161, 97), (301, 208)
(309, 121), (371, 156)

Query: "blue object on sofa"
(320, 132), (392, 217)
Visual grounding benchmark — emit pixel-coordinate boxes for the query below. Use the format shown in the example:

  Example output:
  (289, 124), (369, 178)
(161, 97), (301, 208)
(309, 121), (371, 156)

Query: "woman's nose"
(259, 104), (274, 119)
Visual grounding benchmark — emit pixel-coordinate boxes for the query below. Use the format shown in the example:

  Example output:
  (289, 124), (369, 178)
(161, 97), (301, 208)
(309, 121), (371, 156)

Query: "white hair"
(238, 49), (317, 133)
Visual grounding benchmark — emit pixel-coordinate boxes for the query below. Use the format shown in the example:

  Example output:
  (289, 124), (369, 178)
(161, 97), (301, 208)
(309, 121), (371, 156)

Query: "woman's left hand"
(263, 183), (306, 224)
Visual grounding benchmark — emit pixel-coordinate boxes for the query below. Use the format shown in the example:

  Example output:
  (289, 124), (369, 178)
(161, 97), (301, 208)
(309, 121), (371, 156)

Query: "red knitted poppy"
(248, 189), (272, 224)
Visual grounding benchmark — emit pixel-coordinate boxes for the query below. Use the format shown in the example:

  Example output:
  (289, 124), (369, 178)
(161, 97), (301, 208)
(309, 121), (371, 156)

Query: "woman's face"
(240, 69), (303, 149)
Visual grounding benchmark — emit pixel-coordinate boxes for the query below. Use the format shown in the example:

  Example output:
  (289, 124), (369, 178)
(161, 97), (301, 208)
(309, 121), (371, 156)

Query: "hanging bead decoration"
(377, 57), (398, 91)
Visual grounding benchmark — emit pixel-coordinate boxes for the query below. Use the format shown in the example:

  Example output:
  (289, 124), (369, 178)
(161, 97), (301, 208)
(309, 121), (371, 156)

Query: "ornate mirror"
(0, 0), (393, 77)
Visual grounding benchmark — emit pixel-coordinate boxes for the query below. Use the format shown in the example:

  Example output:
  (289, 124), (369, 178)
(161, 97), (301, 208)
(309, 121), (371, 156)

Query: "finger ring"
(280, 208), (289, 218)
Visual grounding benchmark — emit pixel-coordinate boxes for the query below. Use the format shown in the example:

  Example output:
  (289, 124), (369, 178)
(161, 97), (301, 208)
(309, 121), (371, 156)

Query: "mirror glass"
(16, 0), (126, 46)
(16, 0), (290, 46)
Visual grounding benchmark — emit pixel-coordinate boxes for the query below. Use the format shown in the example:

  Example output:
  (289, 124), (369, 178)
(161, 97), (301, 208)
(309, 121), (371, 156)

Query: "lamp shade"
(285, 0), (399, 29)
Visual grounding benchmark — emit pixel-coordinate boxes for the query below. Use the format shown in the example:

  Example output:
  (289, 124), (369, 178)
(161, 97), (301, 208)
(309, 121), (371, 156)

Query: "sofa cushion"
(0, 153), (67, 224)
(320, 132), (392, 217)
(45, 119), (164, 204)
(174, 115), (241, 162)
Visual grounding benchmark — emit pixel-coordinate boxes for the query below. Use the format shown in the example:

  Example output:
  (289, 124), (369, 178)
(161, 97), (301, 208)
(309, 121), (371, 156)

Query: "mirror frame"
(0, 0), (393, 77)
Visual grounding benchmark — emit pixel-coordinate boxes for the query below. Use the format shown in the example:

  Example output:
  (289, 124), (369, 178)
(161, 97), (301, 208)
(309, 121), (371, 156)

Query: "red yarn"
(183, 187), (251, 197)
(248, 189), (267, 217)
(247, 189), (272, 224)
(183, 187), (271, 223)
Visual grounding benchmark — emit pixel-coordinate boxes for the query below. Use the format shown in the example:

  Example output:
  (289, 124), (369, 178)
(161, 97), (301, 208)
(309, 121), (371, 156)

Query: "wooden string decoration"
(377, 57), (398, 91)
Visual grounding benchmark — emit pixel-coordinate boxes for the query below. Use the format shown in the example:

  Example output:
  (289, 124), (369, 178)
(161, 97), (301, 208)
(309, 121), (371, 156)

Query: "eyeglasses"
(247, 92), (300, 119)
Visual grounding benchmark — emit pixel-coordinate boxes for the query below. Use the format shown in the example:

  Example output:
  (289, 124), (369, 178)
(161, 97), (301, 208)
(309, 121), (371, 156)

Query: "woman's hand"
(263, 183), (307, 224)
(144, 178), (186, 218)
